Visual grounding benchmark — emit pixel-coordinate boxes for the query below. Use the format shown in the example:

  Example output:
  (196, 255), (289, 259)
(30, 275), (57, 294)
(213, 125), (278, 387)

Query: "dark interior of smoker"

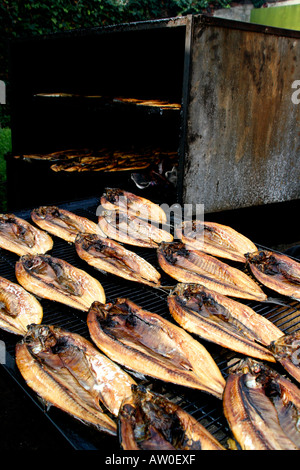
(1, 18), (300, 450)
(7, 23), (186, 209)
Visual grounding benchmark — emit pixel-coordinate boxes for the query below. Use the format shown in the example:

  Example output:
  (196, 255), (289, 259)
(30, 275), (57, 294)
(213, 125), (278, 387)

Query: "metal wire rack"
(0, 196), (299, 450)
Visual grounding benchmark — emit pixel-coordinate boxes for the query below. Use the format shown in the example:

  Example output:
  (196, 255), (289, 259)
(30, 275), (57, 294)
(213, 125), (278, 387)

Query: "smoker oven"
(7, 16), (188, 210)
(1, 15), (300, 450)
(7, 15), (300, 213)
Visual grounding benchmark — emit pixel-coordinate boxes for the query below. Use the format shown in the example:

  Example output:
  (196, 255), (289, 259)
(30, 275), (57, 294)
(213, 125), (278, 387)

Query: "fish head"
(32, 206), (60, 220)
(102, 188), (123, 204)
(0, 215), (36, 247)
(159, 241), (189, 263)
(21, 253), (47, 271)
(75, 232), (106, 252)
(245, 250), (281, 275)
(22, 324), (55, 354)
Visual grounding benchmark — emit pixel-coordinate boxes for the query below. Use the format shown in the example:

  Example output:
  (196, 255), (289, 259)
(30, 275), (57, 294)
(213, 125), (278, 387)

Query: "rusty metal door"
(182, 16), (300, 213)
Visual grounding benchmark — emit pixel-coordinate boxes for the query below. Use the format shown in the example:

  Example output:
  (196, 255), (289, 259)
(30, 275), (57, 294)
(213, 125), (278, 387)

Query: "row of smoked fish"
(15, 147), (178, 173)
(0, 188), (300, 450)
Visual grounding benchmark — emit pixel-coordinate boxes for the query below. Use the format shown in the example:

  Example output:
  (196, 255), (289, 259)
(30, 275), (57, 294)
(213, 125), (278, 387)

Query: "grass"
(0, 127), (12, 211)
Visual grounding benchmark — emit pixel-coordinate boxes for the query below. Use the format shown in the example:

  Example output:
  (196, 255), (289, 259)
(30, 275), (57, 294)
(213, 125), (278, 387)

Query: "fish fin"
(263, 297), (291, 307)
(154, 285), (175, 293)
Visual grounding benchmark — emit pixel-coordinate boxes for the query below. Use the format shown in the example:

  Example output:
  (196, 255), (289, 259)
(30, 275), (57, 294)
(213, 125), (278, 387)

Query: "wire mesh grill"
(0, 196), (299, 450)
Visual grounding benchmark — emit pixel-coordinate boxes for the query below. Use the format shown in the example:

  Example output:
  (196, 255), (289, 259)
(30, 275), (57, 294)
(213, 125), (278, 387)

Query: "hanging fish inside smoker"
(157, 241), (267, 301)
(0, 275), (43, 335)
(87, 298), (226, 399)
(119, 385), (226, 450)
(223, 358), (300, 450)
(246, 250), (300, 301)
(15, 254), (106, 311)
(0, 214), (53, 256)
(176, 219), (257, 263)
(75, 233), (161, 288)
(168, 283), (283, 362)
(16, 324), (137, 435)
(31, 206), (103, 243)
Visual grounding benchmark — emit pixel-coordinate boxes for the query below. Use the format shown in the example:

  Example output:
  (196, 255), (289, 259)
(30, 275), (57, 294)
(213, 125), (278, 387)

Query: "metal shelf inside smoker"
(0, 196), (299, 450)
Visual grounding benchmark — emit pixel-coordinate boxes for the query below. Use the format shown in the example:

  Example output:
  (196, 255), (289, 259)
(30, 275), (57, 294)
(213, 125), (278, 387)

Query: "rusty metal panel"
(182, 16), (300, 213)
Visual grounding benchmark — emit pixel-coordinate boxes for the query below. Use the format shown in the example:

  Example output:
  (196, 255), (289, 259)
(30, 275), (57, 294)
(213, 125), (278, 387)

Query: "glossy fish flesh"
(15, 254), (106, 311)
(87, 298), (225, 399)
(31, 206), (103, 243)
(98, 209), (173, 248)
(269, 331), (300, 384)
(0, 275), (43, 335)
(75, 233), (161, 288)
(157, 242), (267, 301)
(100, 187), (167, 224)
(246, 250), (300, 301)
(168, 283), (282, 362)
(16, 324), (137, 435)
(0, 214), (53, 256)
(119, 385), (226, 450)
(176, 220), (257, 263)
(223, 358), (300, 450)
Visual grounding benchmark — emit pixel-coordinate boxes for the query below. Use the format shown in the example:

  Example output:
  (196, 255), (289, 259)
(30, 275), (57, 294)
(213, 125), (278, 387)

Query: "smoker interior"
(7, 20), (187, 210)
(0, 196), (300, 450)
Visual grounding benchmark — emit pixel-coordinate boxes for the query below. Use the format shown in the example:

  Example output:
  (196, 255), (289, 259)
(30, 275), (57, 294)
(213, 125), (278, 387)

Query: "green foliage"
(0, 127), (11, 182)
(0, 127), (11, 210)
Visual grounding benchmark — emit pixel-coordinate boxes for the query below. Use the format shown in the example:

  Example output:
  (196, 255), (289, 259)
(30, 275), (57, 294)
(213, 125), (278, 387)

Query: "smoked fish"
(269, 330), (300, 384)
(0, 275), (43, 335)
(98, 209), (173, 248)
(119, 385), (226, 450)
(87, 298), (225, 399)
(15, 254), (105, 311)
(168, 283), (282, 362)
(31, 206), (103, 243)
(0, 214), (53, 256)
(223, 358), (300, 450)
(157, 242), (267, 301)
(176, 220), (257, 263)
(100, 187), (167, 224)
(246, 250), (300, 301)
(75, 233), (161, 288)
(16, 324), (137, 435)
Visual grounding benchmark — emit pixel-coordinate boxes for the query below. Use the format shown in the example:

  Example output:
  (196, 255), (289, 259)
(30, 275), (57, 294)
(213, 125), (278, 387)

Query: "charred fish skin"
(223, 358), (300, 450)
(119, 385), (226, 450)
(269, 331), (300, 384)
(176, 220), (257, 263)
(87, 298), (225, 399)
(0, 214), (53, 256)
(100, 187), (167, 224)
(15, 254), (106, 311)
(98, 209), (173, 248)
(157, 242), (267, 301)
(168, 283), (282, 363)
(31, 205), (103, 243)
(0, 275), (43, 335)
(75, 233), (161, 288)
(246, 250), (300, 301)
(15, 324), (137, 435)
